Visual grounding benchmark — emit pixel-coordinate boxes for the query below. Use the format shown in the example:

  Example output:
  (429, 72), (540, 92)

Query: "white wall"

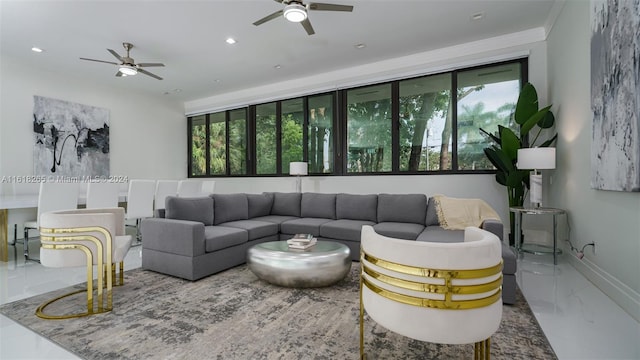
(0, 55), (186, 182)
(186, 29), (548, 115)
(0, 54), (187, 240)
(547, 1), (640, 321)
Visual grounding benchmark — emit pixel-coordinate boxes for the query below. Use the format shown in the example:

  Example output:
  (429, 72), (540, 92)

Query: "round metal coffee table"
(247, 241), (351, 288)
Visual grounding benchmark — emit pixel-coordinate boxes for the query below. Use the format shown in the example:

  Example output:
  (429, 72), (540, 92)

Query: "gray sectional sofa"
(141, 192), (517, 304)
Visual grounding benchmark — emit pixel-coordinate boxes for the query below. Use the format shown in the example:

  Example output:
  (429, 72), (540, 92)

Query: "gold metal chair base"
(474, 338), (491, 360)
(36, 261), (126, 320)
(35, 288), (112, 320)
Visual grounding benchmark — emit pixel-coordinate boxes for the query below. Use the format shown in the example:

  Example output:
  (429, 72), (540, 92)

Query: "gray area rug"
(0, 263), (557, 359)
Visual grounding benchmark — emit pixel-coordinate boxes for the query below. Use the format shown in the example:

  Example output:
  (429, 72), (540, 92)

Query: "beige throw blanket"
(433, 194), (501, 230)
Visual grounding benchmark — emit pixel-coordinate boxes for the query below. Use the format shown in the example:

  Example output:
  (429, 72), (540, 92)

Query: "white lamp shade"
(289, 162), (308, 176)
(517, 148), (556, 170)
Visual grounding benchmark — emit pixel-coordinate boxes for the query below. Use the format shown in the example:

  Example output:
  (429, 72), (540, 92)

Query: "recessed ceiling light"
(274, 64), (282, 69)
(214, 79), (221, 83)
(354, 43), (366, 49)
(471, 12), (485, 21)
(225, 38), (237, 45)
(31, 47), (43, 53)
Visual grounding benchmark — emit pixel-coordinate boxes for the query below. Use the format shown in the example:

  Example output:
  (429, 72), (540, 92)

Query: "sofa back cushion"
(247, 193), (274, 218)
(377, 193), (427, 225)
(213, 193), (249, 225)
(270, 192), (302, 217)
(425, 197), (440, 226)
(165, 196), (214, 226)
(336, 194), (378, 222)
(301, 193), (336, 219)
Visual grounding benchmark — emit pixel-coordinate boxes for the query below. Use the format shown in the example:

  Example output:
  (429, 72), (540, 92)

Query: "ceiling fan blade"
(309, 2), (353, 12)
(138, 68), (163, 80)
(137, 63), (165, 67)
(80, 57), (119, 65)
(301, 18), (315, 35)
(253, 10), (283, 26)
(116, 71), (124, 77)
(107, 49), (123, 61)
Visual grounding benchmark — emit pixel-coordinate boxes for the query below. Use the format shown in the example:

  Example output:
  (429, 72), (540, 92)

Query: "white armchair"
(359, 225), (503, 359)
(37, 207), (132, 319)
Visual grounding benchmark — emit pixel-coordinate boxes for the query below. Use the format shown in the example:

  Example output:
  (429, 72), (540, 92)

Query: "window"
(255, 103), (277, 175)
(187, 59), (526, 177)
(281, 98), (304, 172)
(399, 74), (452, 171)
(346, 84), (392, 173)
(189, 115), (206, 176)
(456, 63), (522, 170)
(209, 112), (226, 175)
(228, 109), (247, 175)
(308, 94), (334, 174)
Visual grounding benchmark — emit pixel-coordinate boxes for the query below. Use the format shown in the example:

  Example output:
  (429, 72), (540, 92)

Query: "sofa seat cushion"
(280, 218), (334, 237)
(250, 215), (299, 230)
(417, 226), (516, 275)
(373, 222), (425, 240)
(204, 226), (248, 252)
(320, 219), (376, 242)
(416, 226), (464, 243)
(218, 220), (279, 240)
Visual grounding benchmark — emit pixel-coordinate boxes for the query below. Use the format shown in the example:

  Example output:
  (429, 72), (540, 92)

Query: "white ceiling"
(0, 0), (558, 103)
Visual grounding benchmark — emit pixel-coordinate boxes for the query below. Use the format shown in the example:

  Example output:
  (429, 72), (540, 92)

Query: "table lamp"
(289, 162), (308, 193)
(517, 147), (556, 208)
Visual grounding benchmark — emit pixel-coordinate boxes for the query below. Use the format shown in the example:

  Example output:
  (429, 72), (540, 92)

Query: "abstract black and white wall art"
(33, 96), (110, 177)
(590, 0), (640, 192)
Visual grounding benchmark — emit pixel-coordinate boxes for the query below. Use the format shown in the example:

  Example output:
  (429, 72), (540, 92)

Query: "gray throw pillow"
(270, 192), (302, 217)
(247, 193), (274, 218)
(165, 196), (214, 226)
(336, 193), (378, 222)
(377, 193), (427, 225)
(301, 193), (336, 219)
(425, 197), (440, 226)
(213, 193), (249, 225)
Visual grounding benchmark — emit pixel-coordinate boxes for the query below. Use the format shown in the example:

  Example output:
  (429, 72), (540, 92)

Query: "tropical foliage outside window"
(187, 59), (526, 177)
(255, 103), (277, 175)
(228, 109), (247, 175)
(347, 84), (392, 173)
(281, 99), (304, 172)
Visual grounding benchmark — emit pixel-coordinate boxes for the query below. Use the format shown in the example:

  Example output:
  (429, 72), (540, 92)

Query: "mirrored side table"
(510, 206), (566, 265)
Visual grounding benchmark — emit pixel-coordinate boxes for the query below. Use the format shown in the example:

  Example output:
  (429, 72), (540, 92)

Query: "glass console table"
(510, 206), (566, 265)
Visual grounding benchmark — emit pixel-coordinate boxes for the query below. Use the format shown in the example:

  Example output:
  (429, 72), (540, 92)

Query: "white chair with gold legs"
(37, 207), (132, 319)
(359, 225), (503, 360)
(22, 182), (79, 262)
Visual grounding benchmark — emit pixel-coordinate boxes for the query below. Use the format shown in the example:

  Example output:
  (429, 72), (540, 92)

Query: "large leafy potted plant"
(480, 82), (557, 246)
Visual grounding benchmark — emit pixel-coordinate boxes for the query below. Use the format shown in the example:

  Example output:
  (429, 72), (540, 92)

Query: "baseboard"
(568, 255), (640, 322)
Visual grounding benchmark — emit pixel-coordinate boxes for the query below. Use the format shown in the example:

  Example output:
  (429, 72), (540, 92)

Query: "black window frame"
(187, 57), (528, 178)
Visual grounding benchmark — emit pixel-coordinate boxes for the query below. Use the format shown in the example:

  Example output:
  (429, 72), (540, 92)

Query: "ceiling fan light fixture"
(119, 65), (138, 76)
(284, 3), (307, 23)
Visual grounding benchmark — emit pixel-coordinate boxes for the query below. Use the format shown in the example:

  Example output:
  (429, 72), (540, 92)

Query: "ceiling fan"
(80, 42), (165, 80)
(253, 0), (354, 36)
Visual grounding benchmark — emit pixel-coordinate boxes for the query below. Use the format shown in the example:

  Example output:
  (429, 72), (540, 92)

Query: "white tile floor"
(1, 242), (639, 360)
